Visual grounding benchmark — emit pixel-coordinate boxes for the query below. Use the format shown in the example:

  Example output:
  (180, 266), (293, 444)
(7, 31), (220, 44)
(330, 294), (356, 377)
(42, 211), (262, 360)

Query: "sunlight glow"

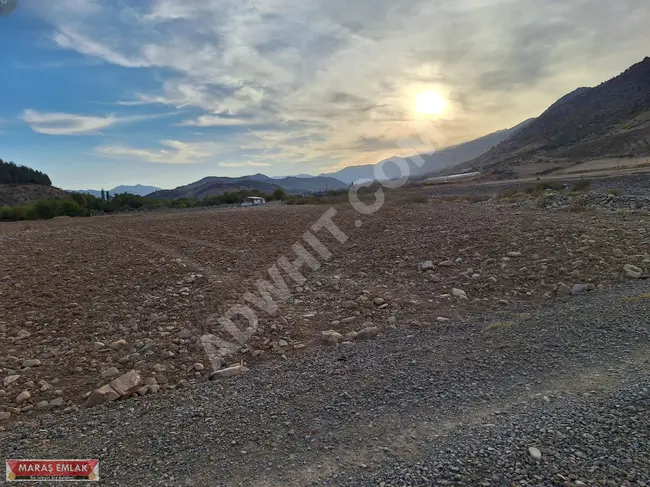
(414, 90), (446, 115)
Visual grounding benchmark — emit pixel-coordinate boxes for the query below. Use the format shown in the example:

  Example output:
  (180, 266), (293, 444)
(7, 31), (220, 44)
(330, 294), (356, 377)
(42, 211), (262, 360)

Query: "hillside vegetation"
(461, 57), (650, 177)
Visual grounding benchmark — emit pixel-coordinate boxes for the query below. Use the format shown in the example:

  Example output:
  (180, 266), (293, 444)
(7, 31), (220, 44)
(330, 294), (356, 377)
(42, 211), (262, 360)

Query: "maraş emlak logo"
(6, 460), (100, 482)
(0, 0), (18, 16)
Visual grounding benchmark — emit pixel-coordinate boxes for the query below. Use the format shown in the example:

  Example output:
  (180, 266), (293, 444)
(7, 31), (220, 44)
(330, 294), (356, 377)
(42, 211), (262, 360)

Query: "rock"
(470, 273), (481, 280)
(176, 379), (191, 389)
(571, 270), (581, 278)
(321, 330), (343, 345)
(452, 288), (467, 298)
(93, 342), (105, 351)
(624, 264), (643, 279)
(437, 317), (450, 322)
(357, 326), (379, 340)
(571, 284), (588, 296)
(109, 339), (127, 350)
(487, 276), (497, 284)
(419, 261), (435, 272)
(585, 283), (596, 291)
(557, 283), (572, 297)
(278, 340), (288, 347)
(373, 297), (386, 306)
(149, 385), (160, 394)
(0, 411), (11, 420)
(438, 260), (454, 267)
(109, 370), (142, 396)
(36, 400), (50, 411)
(101, 367), (120, 379)
(345, 331), (358, 340)
(22, 359), (41, 368)
(16, 390), (31, 405)
(613, 248), (624, 258)
(144, 377), (158, 387)
(209, 365), (249, 379)
(155, 375), (168, 385)
(17, 329), (32, 339)
(193, 363), (205, 371)
(84, 385), (119, 408)
(528, 447), (542, 460)
(507, 252), (522, 257)
(50, 397), (64, 408)
(3, 375), (20, 387)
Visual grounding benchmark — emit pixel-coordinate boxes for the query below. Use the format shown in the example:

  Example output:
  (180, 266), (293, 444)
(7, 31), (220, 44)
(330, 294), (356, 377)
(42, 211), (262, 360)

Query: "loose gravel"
(1, 281), (648, 486)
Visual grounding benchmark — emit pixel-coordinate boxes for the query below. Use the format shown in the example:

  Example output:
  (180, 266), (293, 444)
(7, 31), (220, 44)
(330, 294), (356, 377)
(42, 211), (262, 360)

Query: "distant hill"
(71, 184), (161, 198)
(321, 120), (534, 184)
(0, 159), (62, 206)
(148, 174), (347, 200)
(0, 159), (51, 186)
(458, 57), (650, 176)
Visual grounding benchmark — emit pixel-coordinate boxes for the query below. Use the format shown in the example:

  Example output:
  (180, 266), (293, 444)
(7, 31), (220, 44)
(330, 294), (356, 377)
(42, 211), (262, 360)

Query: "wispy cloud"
(21, 109), (165, 136)
(36, 0), (650, 171)
(95, 140), (218, 164)
(219, 161), (271, 168)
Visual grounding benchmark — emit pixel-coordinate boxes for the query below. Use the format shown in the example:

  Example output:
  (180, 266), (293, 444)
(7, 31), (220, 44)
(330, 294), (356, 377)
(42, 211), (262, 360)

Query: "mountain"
(458, 57), (650, 176)
(147, 174), (348, 200)
(321, 120), (534, 184)
(71, 185), (161, 198)
(272, 173), (314, 179)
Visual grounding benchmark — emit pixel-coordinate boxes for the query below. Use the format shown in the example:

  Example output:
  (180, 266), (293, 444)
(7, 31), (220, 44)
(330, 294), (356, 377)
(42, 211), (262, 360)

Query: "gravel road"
(2, 282), (649, 487)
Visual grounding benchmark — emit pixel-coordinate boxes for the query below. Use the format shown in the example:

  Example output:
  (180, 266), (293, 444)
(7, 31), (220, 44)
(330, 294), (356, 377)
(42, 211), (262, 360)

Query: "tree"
(106, 190), (111, 201)
(271, 187), (287, 201)
(101, 189), (106, 201)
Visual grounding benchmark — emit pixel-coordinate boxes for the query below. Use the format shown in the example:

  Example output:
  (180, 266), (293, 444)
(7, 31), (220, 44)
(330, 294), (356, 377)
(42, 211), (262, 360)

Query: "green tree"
(271, 187), (287, 201)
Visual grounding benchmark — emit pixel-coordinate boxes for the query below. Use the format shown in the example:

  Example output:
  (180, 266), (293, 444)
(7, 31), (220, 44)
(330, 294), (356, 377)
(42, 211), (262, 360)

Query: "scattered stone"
(155, 375), (168, 385)
(571, 284), (588, 296)
(624, 264), (643, 279)
(613, 248), (624, 258)
(50, 397), (64, 408)
(22, 359), (41, 368)
(0, 411), (11, 420)
(193, 363), (205, 371)
(17, 329), (32, 339)
(278, 340), (288, 347)
(93, 342), (105, 351)
(321, 330), (343, 345)
(109, 339), (127, 350)
(507, 252), (522, 257)
(101, 367), (120, 379)
(357, 326), (379, 340)
(84, 385), (119, 408)
(36, 400), (50, 411)
(528, 446), (542, 460)
(3, 375), (20, 387)
(452, 288), (467, 298)
(557, 283), (572, 297)
(16, 390), (31, 405)
(110, 370), (142, 396)
(176, 379), (191, 389)
(436, 317), (450, 322)
(209, 365), (249, 379)
(149, 385), (160, 394)
(419, 261), (435, 272)
(373, 297), (385, 306)
(144, 377), (158, 387)
(438, 260), (454, 267)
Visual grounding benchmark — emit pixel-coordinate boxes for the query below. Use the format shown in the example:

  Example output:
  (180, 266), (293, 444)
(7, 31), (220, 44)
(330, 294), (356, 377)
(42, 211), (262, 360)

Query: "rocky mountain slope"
(322, 119), (534, 184)
(459, 57), (650, 176)
(0, 184), (69, 207)
(148, 174), (348, 200)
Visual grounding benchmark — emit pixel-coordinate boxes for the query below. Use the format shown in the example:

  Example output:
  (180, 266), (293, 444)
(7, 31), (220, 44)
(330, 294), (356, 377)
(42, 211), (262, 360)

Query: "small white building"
(242, 196), (266, 207)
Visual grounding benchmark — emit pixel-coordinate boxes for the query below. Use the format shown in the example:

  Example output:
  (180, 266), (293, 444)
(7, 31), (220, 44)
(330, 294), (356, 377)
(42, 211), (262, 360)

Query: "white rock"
(452, 288), (467, 298)
(624, 264), (643, 279)
(109, 339), (127, 350)
(16, 390), (31, 405)
(419, 261), (435, 272)
(438, 260), (454, 267)
(321, 330), (343, 345)
(3, 375), (20, 387)
(209, 365), (249, 379)
(436, 317), (450, 322)
(17, 329), (32, 339)
(93, 342), (105, 351)
(193, 363), (205, 371)
(507, 252), (522, 257)
(528, 447), (542, 460)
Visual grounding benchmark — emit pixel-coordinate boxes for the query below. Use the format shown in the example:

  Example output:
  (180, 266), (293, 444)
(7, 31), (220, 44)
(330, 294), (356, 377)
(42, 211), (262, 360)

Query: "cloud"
(95, 140), (218, 164)
(37, 0), (650, 170)
(21, 110), (166, 136)
(219, 161), (271, 168)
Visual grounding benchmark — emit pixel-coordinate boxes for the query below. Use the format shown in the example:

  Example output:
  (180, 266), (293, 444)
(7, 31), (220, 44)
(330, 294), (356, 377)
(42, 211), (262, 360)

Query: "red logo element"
(6, 460), (99, 482)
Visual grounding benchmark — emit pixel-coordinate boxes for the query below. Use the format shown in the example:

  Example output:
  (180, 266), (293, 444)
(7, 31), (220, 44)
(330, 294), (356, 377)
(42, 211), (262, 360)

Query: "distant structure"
(242, 196), (266, 207)
(425, 171), (481, 184)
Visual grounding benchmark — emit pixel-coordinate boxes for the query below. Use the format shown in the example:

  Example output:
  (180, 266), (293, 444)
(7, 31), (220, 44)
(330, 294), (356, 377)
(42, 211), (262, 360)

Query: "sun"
(415, 90), (446, 115)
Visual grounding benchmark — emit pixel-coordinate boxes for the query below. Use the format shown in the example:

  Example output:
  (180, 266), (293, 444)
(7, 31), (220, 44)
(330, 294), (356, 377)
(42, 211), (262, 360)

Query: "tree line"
(0, 159), (52, 185)
(0, 187), (288, 221)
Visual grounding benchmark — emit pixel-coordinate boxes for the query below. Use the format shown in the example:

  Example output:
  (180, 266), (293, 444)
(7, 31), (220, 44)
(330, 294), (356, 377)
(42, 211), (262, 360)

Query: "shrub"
(570, 180), (591, 192)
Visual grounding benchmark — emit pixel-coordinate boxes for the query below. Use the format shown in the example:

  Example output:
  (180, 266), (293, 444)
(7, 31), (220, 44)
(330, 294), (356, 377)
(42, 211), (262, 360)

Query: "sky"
(0, 0), (648, 190)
